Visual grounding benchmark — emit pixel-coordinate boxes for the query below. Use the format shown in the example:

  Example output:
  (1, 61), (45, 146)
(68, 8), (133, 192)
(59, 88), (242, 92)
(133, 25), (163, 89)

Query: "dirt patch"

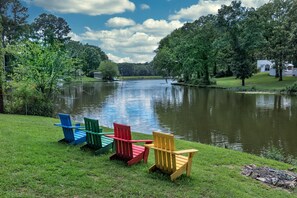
(242, 164), (297, 189)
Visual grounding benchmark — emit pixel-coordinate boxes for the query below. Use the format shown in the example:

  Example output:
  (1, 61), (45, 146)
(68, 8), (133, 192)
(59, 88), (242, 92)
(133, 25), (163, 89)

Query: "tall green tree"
(83, 44), (108, 75)
(187, 15), (218, 84)
(31, 13), (71, 45)
(288, 0), (297, 67)
(257, 0), (294, 81)
(0, 15), (4, 113)
(217, 1), (259, 86)
(0, 0), (28, 113)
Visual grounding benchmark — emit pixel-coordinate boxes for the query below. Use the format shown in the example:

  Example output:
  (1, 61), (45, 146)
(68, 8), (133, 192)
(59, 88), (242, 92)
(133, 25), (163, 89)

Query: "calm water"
(55, 79), (297, 157)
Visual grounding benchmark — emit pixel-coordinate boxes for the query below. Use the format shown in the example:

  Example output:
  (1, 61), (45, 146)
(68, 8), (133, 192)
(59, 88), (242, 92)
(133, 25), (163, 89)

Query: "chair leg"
(110, 153), (118, 160)
(148, 164), (157, 172)
(170, 164), (187, 181)
(127, 153), (144, 166)
(143, 148), (150, 163)
(95, 144), (112, 155)
(186, 153), (195, 176)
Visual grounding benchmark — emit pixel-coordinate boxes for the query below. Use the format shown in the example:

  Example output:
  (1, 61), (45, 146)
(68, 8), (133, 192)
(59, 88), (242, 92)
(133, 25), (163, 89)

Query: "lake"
(55, 79), (297, 157)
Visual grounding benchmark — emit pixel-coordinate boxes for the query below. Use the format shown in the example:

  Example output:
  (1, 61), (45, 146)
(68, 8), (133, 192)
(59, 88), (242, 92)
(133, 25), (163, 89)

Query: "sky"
(21, 0), (269, 63)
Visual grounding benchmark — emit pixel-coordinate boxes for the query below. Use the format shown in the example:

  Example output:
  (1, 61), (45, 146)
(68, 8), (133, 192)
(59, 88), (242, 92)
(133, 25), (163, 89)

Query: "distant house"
(257, 60), (274, 72)
(257, 59), (297, 76)
(94, 72), (103, 79)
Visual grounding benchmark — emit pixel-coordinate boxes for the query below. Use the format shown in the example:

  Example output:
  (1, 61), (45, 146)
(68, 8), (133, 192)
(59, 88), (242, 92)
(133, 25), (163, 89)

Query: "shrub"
(284, 82), (297, 95)
(261, 146), (297, 166)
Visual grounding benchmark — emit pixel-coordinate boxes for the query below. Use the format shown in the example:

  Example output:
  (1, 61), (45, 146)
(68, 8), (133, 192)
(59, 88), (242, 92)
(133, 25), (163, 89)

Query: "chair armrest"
(129, 140), (153, 144)
(83, 130), (113, 135)
(173, 149), (198, 155)
(107, 136), (152, 144)
(54, 123), (81, 129)
(144, 143), (154, 148)
(101, 132), (114, 135)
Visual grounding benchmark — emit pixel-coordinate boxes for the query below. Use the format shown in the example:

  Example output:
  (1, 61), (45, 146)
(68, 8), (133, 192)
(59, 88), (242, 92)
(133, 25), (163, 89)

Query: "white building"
(257, 60), (273, 72)
(257, 60), (297, 76)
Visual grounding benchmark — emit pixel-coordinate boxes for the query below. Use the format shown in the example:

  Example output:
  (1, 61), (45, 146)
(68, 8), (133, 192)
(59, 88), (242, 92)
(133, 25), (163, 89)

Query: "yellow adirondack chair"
(145, 131), (198, 181)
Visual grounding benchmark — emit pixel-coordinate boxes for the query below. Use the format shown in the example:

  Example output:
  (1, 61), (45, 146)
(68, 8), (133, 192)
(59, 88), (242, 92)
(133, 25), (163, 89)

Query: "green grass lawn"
(215, 72), (297, 91)
(0, 114), (296, 197)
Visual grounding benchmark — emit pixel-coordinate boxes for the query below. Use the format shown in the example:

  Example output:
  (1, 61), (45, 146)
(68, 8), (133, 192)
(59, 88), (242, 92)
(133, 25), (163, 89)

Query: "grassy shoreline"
(173, 72), (297, 93)
(0, 114), (296, 197)
(70, 76), (164, 82)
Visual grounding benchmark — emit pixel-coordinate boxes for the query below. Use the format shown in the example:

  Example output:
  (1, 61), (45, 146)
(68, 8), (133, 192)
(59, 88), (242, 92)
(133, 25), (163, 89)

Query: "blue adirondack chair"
(54, 113), (86, 145)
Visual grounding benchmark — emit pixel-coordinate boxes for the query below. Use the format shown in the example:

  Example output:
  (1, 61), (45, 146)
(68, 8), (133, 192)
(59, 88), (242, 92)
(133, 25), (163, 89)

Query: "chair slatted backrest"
(84, 118), (102, 148)
(153, 132), (176, 173)
(58, 113), (75, 142)
(113, 123), (133, 159)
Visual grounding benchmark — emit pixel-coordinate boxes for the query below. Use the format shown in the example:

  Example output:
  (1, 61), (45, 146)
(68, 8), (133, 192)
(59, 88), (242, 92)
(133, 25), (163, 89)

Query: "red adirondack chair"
(107, 123), (153, 166)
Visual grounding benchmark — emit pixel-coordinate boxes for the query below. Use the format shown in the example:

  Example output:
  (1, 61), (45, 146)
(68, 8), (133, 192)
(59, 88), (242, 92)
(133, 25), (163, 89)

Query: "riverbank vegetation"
(215, 72), (297, 91)
(0, 114), (296, 197)
(0, 1), (111, 116)
(153, 0), (297, 87)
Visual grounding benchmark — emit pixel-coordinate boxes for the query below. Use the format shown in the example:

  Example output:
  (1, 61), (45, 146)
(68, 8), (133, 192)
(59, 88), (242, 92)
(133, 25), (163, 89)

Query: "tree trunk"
(0, 17), (4, 113)
(241, 78), (245, 86)
(279, 68), (283, 81)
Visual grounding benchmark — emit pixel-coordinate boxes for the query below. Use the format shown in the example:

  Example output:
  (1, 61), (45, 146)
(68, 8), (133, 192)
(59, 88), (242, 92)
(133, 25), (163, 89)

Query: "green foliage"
(261, 146), (286, 162)
(0, 0), (28, 46)
(261, 146), (297, 166)
(83, 44), (108, 75)
(118, 62), (157, 76)
(6, 41), (72, 116)
(153, 0), (297, 87)
(284, 81), (297, 94)
(31, 13), (71, 45)
(98, 60), (119, 81)
(65, 41), (108, 76)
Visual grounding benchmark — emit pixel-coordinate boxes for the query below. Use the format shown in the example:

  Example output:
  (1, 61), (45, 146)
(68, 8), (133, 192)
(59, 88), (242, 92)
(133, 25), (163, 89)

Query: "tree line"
(153, 0), (297, 86)
(0, 0), (109, 115)
(118, 62), (157, 76)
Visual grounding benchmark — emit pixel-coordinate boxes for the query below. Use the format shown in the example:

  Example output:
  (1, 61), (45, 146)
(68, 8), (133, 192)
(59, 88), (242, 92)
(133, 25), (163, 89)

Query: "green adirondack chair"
(80, 117), (114, 155)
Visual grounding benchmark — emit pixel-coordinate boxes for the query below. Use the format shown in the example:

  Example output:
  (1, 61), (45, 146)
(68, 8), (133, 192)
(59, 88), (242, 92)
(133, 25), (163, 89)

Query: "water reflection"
(154, 88), (297, 156)
(55, 80), (297, 157)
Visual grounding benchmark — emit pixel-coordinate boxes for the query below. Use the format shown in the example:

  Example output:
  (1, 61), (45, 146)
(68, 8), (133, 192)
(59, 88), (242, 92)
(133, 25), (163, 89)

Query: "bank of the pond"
(70, 76), (164, 83)
(118, 76), (163, 80)
(173, 72), (297, 94)
(0, 114), (296, 197)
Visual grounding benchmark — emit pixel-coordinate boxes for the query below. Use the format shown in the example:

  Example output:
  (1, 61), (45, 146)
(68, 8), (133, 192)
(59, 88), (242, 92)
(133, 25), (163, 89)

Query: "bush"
(215, 70), (233, 78)
(5, 82), (54, 116)
(261, 146), (286, 162)
(261, 146), (297, 166)
(191, 78), (217, 86)
(284, 82), (297, 95)
(99, 61), (119, 81)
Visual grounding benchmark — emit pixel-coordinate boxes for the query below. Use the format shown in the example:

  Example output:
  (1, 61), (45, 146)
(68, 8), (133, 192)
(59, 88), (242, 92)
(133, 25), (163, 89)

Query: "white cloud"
(107, 53), (133, 63)
(30, 0), (135, 15)
(169, 0), (269, 21)
(140, 4), (150, 10)
(68, 32), (82, 41)
(106, 17), (136, 27)
(76, 19), (183, 63)
(241, 0), (270, 8)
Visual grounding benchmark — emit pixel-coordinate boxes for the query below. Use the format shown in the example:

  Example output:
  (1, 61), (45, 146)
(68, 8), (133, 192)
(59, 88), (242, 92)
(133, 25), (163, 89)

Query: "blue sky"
(22, 0), (269, 63)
